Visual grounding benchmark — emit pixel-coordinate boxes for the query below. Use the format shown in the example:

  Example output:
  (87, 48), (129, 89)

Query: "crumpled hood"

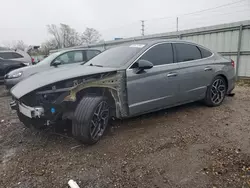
(11, 65), (117, 99)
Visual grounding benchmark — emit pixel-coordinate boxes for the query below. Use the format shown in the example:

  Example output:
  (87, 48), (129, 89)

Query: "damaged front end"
(10, 70), (128, 125)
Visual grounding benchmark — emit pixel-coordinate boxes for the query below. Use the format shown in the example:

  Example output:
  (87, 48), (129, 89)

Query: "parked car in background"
(10, 40), (235, 145)
(0, 57), (28, 82)
(4, 48), (101, 89)
(0, 49), (33, 66)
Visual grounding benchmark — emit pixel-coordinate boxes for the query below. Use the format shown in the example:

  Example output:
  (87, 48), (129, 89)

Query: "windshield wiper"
(88, 63), (103, 67)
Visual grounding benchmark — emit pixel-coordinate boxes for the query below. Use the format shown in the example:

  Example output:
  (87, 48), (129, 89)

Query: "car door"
(126, 43), (180, 116)
(173, 42), (214, 102)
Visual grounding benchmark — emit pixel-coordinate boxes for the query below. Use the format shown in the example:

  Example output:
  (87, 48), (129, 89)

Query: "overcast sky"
(0, 0), (249, 46)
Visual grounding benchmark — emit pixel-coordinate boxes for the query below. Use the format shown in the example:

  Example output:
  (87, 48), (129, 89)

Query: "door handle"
(167, 72), (178, 77)
(204, 67), (212, 71)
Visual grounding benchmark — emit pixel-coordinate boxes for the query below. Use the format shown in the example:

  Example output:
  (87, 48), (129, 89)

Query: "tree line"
(1, 24), (102, 55)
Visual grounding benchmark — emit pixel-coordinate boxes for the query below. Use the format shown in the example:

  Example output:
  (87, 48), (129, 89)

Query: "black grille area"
(20, 93), (38, 106)
(20, 91), (67, 106)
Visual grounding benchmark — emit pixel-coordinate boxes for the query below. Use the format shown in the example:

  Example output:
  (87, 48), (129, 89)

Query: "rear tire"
(204, 76), (227, 107)
(72, 96), (110, 145)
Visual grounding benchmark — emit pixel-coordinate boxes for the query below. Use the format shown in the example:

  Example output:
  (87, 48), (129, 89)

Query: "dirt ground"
(0, 85), (250, 188)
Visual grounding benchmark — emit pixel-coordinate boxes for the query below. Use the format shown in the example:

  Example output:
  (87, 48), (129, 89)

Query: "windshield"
(85, 45), (144, 68)
(37, 51), (61, 65)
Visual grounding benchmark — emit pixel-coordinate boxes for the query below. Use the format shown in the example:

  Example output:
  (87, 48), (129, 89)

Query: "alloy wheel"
(211, 78), (226, 105)
(90, 101), (109, 140)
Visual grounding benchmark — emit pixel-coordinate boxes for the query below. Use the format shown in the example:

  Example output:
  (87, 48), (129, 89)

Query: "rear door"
(126, 43), (180, 116)
(173, 42), (214, 102)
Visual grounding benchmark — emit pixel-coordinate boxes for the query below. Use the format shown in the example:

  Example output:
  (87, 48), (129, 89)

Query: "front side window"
(54, 51), (83, 64)
(139, 43), (173, 66)
(175, 43), (202, 62)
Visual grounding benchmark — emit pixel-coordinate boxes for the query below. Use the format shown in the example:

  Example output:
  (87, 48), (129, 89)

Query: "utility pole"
(176, 17), (179, 32)
(141, 20), (145, 36)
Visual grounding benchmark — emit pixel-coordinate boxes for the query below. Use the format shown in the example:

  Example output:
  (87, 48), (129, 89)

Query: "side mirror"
(138, 59), (153, 69)
(52, 60), (61, 67)
(134, 59), (153, 74)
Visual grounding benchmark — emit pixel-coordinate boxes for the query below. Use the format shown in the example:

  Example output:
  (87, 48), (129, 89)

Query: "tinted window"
(85, 45), (144, 68)
(175, 43), (201, 62)
(0, 52), (23, 59)
(0, 52), (13, 59)
(54, 51), (83, 64)
(86, 50), (100, 60)
(198, 47), (212, 58)
(139, 43), (173, 66)
(12, 52), (23, 58)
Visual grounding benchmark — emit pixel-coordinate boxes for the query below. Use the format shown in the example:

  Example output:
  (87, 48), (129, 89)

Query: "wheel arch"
(215, 73), (228, 90)
(63, 70), (128, 118)
(75, 87), (117, 117)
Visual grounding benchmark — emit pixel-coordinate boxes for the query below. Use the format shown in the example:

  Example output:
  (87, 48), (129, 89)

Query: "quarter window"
(139, 43), (174, 66)
(175, 43), (202, 62)
(198, 47), (212, 58)
(11, 52), (23, 58)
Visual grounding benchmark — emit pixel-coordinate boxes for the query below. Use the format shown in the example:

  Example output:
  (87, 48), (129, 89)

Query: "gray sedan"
(10, 39), (235, 145)
(4, 48), (101, 89)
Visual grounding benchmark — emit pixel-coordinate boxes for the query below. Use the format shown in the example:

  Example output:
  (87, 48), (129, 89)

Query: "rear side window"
(139, 43), (173, 66)
(11, 52), (23, 58)
(175, 43), (201, 62)
(86, 50), (101, 60)
(0, 52), (23, 59)
(198, 47), (212, 58)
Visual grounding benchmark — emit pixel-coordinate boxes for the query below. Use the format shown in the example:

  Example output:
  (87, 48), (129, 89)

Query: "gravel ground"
(0, 85), (250, 188)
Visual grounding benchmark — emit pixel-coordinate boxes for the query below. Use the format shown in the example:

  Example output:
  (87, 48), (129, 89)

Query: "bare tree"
(1, 40), (28, 50)
(47, 24), (81, 49)
(40, 40), (54, 55)
(47, 24), (62, 48)
(13, 40), (28, 51)
(81, 28), (101, 45)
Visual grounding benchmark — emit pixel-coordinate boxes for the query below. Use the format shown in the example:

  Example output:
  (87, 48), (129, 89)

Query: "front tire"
(204, 76), (227, 107)
(72, 96), (110, 145)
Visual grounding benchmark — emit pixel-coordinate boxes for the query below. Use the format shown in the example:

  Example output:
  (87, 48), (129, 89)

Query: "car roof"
(117, 39), (200, 47)
(57, 48), (101, 54)
(0, 49), (22, 52)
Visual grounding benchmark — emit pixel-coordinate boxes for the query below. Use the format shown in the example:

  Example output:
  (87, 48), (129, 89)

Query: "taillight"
(231, 60), (235, 68)
(31, 57), (34, 63)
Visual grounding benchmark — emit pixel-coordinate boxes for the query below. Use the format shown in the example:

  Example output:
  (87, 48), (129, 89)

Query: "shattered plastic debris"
(68, 179), (80, 188)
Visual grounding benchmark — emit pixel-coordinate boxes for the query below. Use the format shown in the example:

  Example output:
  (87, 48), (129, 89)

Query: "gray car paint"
(125, 41), (235, 116)
(11, 39), (235, 118)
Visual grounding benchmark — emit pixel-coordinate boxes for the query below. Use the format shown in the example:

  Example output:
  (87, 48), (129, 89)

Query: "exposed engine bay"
(11, 70), (129, 123)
